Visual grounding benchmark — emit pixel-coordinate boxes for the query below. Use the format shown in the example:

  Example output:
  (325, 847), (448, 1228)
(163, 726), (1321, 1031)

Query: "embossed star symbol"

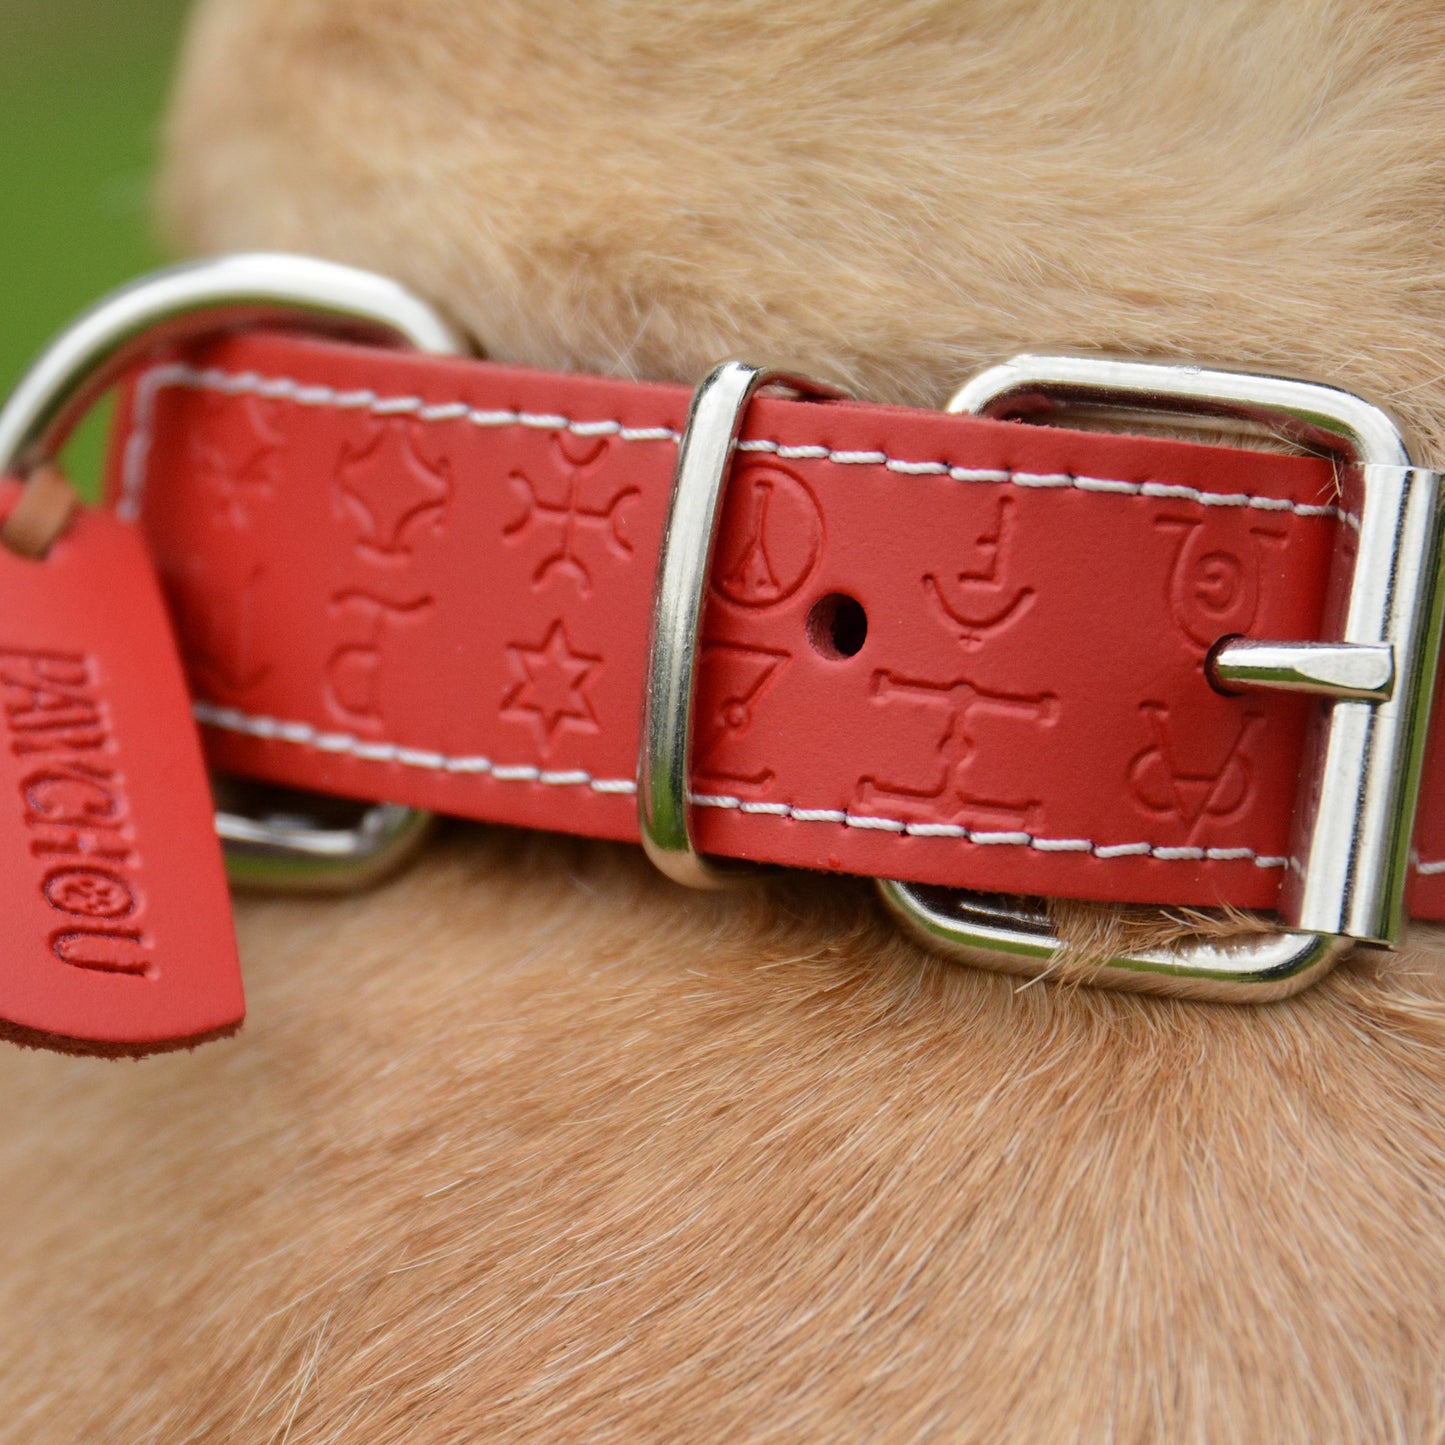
(501, 620), (602, 749)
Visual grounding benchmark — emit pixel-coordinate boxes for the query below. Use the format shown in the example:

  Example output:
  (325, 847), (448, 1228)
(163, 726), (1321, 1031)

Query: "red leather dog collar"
(108, 330), (1444, 915)
(6, 251), (1445, 1028)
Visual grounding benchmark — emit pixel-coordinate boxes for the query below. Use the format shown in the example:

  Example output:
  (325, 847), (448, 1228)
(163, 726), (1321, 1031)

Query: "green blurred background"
(1, 0), (193, 487)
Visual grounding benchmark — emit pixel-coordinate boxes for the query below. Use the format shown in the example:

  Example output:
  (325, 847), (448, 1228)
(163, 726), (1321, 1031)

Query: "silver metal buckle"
(881, 353), (1445, 999)
(0, 252), (468, 888)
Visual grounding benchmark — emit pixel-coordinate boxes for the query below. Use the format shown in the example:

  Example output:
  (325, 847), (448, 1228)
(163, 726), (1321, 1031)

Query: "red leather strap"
(103, 331), (1445, 918)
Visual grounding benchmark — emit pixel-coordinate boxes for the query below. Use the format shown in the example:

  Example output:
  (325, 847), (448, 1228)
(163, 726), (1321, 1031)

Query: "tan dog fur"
(2, 0), (1445, 1438)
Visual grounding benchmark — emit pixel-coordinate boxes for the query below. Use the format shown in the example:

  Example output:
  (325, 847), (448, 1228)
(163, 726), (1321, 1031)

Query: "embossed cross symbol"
(504, 434), (637, 595)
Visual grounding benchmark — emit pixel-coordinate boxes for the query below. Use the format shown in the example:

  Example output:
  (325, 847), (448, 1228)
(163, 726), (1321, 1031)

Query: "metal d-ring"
(878, 352), (1445, 1001)
(638, 361), (846, 888)
(0, 252), (469, 888)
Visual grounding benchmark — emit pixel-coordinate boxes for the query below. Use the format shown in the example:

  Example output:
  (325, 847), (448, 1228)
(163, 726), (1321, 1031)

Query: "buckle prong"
(1210, 638), (1395, 702)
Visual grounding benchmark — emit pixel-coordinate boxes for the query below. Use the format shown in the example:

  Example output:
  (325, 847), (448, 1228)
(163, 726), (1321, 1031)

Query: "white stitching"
(118, 362), (1348, 524)
(192, 701), (1291, 870)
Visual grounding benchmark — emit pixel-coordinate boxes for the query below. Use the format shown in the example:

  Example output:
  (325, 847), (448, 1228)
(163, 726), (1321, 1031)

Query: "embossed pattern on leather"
(109, 331), (1409, 913)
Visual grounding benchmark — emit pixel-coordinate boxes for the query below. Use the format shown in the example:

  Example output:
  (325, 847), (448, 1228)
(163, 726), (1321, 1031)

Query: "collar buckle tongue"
(883, 353), (1445, 1000)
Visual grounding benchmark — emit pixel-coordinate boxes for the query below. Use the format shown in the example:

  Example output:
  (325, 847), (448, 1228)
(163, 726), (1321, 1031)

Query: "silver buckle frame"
(882, 354), (1445, 999)
(0, 253), (467, 888)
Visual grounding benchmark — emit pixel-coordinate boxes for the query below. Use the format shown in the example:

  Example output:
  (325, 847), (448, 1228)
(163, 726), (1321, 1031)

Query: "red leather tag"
(0, 492), (242, 1054)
